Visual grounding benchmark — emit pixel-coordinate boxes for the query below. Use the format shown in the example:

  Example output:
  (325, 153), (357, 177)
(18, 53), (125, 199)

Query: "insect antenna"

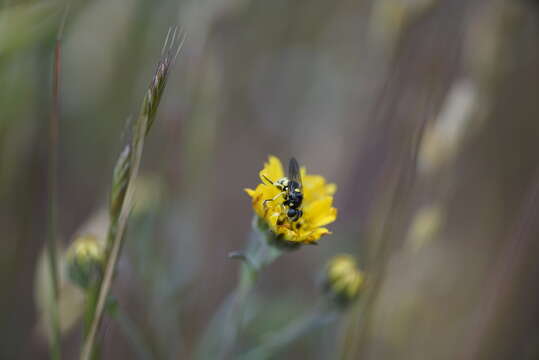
(261, 174), (275, 185)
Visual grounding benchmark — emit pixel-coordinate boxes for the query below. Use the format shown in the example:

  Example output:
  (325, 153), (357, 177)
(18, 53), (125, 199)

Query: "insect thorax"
(275, 177), (290, 191)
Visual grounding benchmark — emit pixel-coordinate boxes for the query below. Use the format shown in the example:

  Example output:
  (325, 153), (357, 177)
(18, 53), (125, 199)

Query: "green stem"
(82, 286), (99, 359)
(46, 214), (60, 360)
(223, 228), (282, 356)
(46, 7), (71, 359)
(195, 222), (282, 360)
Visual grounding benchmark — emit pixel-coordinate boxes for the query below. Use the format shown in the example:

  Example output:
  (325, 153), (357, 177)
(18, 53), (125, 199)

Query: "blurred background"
(2, 0), (539, 359)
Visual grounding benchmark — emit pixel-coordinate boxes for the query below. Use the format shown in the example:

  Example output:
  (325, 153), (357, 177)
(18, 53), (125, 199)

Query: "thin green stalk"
(83, 286), (99, 338)
(46, 154), (60, 360)
(232, 233), (281, 327)
(79, 28), (184, 360)
(46, 6), (70, 359)
(195, 219), (282, 360)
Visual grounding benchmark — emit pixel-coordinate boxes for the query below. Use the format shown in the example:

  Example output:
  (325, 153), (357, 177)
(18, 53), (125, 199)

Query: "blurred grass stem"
(46, 6), (70, 359)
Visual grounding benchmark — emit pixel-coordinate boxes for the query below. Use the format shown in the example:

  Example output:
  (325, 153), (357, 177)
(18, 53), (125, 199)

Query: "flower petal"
(302, 227), (331, 243)
(304, 197), (337, 228)
(259, 155), (284, 184)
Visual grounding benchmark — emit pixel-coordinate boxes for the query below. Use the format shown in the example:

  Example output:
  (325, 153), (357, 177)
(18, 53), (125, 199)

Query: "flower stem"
(195, 221), (282, 359)
(224, 232), (282, 355)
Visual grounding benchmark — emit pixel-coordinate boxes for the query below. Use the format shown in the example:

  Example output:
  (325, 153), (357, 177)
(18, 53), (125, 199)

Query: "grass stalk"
(46, 6), (70, 359)
(79, 28), (184, 360)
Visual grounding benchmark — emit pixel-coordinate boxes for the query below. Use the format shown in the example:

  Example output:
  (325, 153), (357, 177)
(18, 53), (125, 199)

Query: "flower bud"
(323, 254), (364, 307)
(66, 235), (105, 290)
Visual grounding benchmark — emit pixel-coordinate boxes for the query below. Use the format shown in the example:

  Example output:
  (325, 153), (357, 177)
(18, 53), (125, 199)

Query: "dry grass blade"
(80, 27), (184, 360)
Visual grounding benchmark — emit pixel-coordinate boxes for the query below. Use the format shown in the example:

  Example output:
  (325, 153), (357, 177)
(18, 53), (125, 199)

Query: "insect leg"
(263, 192), (284, 208)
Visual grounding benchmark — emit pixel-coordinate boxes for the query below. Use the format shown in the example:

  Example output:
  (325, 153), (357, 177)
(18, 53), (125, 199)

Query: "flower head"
(323, 254), (364, 306)
(66, 235), (105, 290)
(245, 156), (337, 245)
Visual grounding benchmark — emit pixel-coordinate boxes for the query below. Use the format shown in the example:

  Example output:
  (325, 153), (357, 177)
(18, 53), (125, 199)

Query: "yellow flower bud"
(323, 254), (364, 306)
(66, 235), (105, 290)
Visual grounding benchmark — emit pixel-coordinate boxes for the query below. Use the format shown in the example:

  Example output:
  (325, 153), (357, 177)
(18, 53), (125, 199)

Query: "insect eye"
(287, 208), (297, 217)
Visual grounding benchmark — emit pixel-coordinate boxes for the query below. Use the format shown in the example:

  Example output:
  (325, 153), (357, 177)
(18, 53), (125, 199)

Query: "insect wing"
(288, 157), (302, 187)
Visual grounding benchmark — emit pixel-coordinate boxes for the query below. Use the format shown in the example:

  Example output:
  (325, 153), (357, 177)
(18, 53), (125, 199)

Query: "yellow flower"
(245, 156), (337, 245)
(324, 254), (364, 304)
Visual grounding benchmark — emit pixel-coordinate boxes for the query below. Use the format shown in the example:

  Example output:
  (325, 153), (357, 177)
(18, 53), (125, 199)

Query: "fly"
(262, 157), (304, 222)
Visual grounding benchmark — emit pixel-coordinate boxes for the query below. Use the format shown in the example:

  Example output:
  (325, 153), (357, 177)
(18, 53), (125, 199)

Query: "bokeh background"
(2, 0), (539, 359)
